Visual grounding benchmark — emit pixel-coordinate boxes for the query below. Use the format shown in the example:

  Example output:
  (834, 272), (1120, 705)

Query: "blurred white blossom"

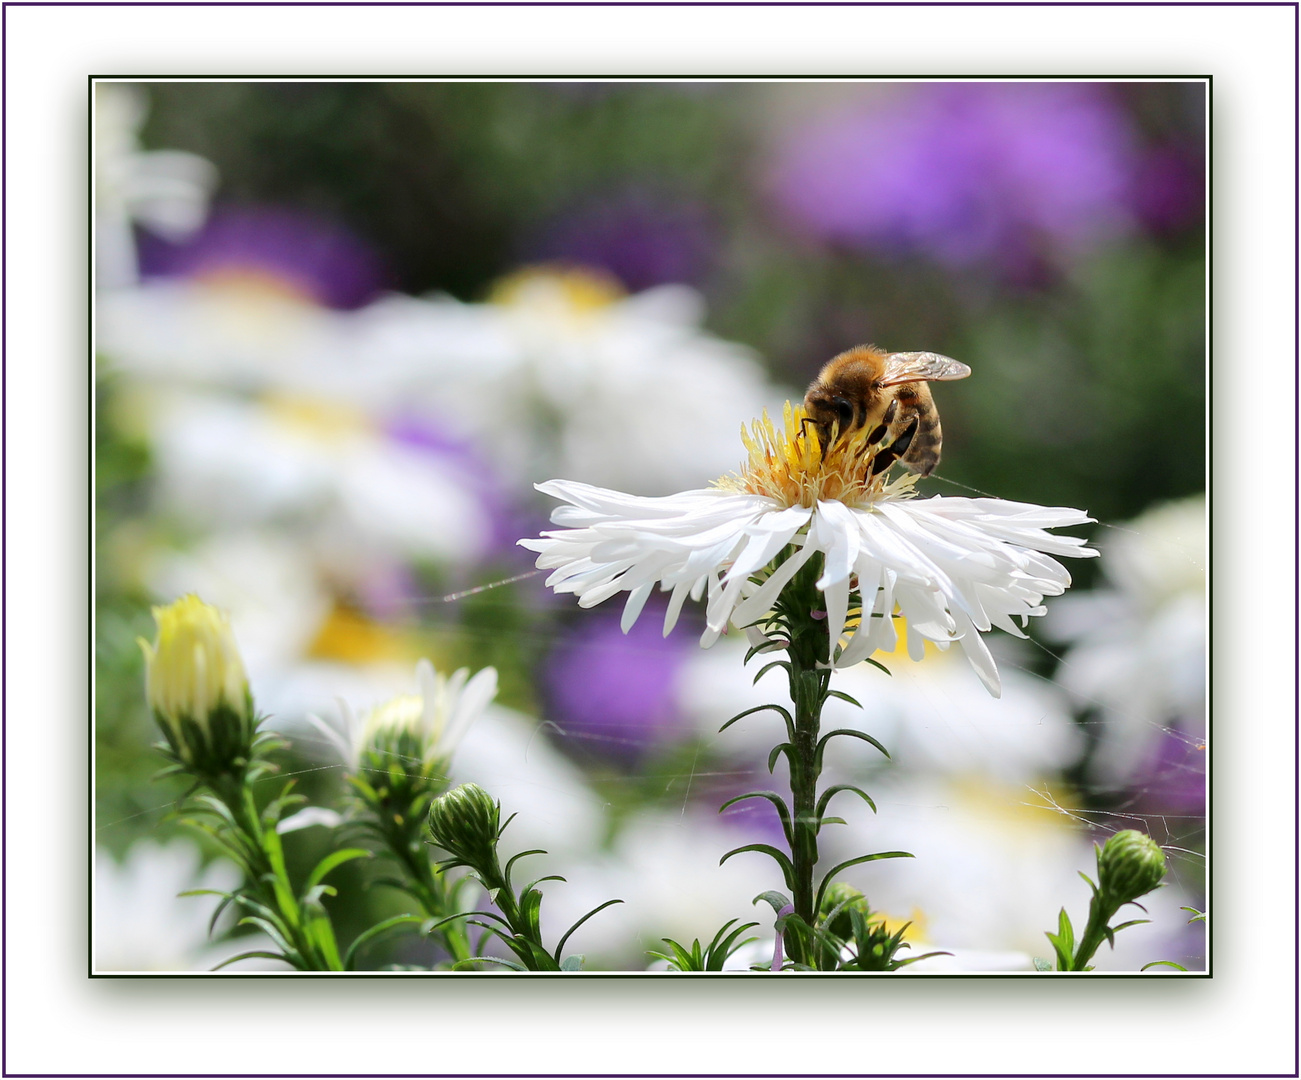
(94, 84), (217, 289)
(681, 634), (1084, 785)
(1046, 495), (1206, 787)
(818, 776), (1202, 971)
(94, 839), (274, 972)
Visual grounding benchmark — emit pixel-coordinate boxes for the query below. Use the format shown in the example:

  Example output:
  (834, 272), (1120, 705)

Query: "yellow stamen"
(715, 401), (920, 509)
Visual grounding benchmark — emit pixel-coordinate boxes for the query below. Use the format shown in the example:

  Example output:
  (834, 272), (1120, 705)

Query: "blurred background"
(94, 79), (1206, 972)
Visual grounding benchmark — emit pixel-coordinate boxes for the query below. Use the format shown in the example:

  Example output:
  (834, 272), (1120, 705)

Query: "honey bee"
(803, 345), (971, 477)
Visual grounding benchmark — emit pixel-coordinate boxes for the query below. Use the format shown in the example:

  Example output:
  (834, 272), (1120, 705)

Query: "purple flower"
(138, 203), (388, 309)
(767, 83), (1139, 272)
(542, 604), (695, 763)
(522, 189), (715, 291)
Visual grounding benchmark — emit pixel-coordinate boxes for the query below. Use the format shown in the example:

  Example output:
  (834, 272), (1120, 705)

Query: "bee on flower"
(522, 398), (1097, 697)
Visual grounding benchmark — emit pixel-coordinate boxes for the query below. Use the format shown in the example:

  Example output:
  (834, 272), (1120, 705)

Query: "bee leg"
(870, 416), (918, 476)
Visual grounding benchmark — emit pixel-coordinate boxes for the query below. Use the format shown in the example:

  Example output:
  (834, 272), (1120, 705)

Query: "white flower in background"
(94, 839), (275, 972)
(94, 83), (217, 289)
(97, 266), (787, 497)
(133, 387), (494, 567)
(817, 776), (1203, 972)
(307, 659), (497, 773)
(1046, 495), (1206, 785)
(475, 268), (787, 494)
(523, 405), (1097, 697)
(680, 633), (1083, 785)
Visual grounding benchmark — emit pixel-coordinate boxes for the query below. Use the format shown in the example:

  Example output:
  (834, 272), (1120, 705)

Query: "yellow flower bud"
(139, 595), (253, 773)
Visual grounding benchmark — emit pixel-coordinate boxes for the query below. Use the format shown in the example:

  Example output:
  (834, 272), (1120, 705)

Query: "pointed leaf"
(815, 851), (913, 914)
(343, 914), (426, 971)
(718, 790), (793, 847)
(814, 728), (890, 771)
(721, 844), (795, 891)
(816, 784), (877, 820)
(554, 898), (624, 962)
(305, 848), (370, 892)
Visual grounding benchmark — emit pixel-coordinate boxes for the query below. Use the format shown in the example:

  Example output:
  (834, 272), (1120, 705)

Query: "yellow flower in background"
(139, 595), (252, 768)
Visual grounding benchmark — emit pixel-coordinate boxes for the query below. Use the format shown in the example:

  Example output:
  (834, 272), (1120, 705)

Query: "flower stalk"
(142, 596), (359, 971)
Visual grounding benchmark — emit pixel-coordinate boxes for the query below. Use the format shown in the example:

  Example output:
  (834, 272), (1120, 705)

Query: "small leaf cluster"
(754, 886), (947, 972)
(426, 784), (622, 972)
(648, 919), (759, 972)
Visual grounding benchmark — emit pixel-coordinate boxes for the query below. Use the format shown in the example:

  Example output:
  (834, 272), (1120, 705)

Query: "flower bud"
(1097, 829), (1167, 904)
(138, 595), (255, 777)
(427, 783), (501, 870)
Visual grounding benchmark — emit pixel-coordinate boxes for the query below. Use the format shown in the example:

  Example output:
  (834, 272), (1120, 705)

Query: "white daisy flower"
(522, 402), (1097, 697)
(308, 658), (498, 774)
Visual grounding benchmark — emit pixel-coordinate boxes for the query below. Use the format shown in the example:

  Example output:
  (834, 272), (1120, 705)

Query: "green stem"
(776, 554), (832, 969)
(212, 774), (340, 971)
(1071, 893), (1117, 971)
(388, 828), (471, 964)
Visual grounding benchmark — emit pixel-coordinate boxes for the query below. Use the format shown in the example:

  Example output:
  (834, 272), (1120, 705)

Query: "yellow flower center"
(714, 401), (920, 509)
(488, 265), (625, 315)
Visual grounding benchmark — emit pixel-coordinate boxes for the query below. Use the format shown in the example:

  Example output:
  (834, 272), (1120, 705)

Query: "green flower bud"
(138, 594), (256, 777)
(1097, 830), (1167, 904)
(427, 783), (501, 870)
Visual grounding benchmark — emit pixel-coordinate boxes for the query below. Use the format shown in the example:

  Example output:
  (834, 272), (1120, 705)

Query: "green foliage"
(648, 919), (760, 972)
(426, 787), (623, 972)
(1042, 830), (1169, 972)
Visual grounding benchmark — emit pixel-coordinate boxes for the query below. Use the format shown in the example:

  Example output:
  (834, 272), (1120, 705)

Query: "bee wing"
(880, 352), (971, 385)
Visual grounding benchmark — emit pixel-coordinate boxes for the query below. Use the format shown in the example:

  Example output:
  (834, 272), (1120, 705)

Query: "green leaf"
(767, 742), (795, 775)
(814, 852), (913, 915)
(721, 844), (795, 891)
(503, 849), (547, 893)
(1032, 956), (1054, 973)
(304, 848), (370, 892)
(1141, 960), (1189, 972)
(815, 784), (877, 820)
(518, 887), (545, 941)
(560, 954), (585, 972)
(752, 659), (792, 684)
(451, 956), (527, 972)
(210, 950), (292, 971)
(825, 689), (863, 709)
(718, 790), (793, 847)
(814, 728), (890, 771)
(555, 898), (624, 962)
(1110, 918), (1151, 935)
(1044, 907), (1075, 971)
(343, 914), (426, 970)
(236, 915), (300, 965)
(719, 703), (796, 743)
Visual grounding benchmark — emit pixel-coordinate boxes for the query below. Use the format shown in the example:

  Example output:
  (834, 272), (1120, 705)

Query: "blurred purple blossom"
(542, 604), (696, 763)
(1131, 143), (1204, 234)
(385, 414), (526, 560)
(767, 83), (1141, 272)
(1123, 724), (1206, 819)
(523, 190), (715, 291)
(138, 204), (388, 309)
